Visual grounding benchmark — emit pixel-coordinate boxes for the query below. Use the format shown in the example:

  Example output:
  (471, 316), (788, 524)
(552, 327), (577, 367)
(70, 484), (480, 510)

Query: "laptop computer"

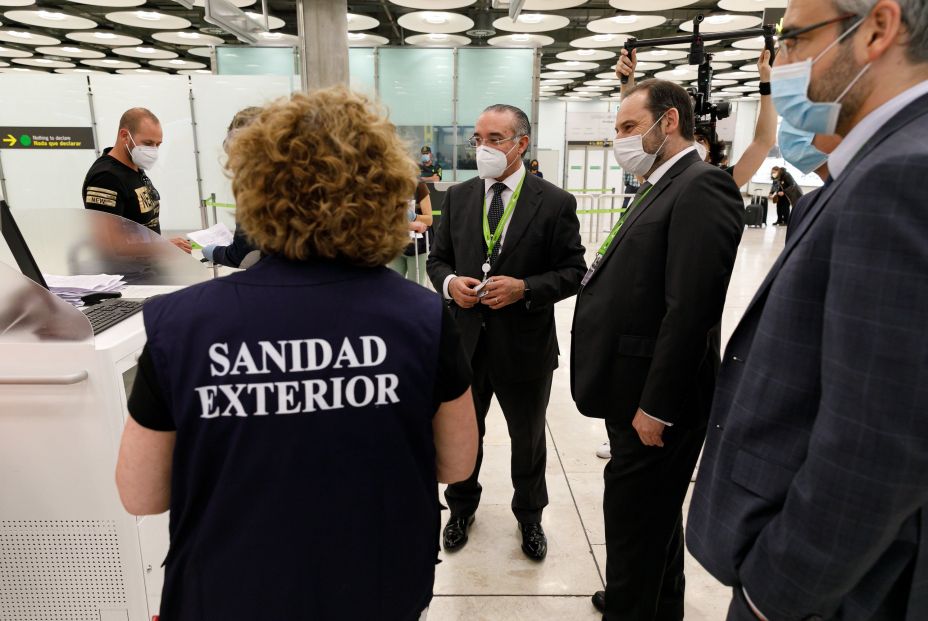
(0, 200), (144, 334)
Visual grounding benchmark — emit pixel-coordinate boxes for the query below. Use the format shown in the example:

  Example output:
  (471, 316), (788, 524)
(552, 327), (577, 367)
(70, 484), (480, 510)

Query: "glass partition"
(216, 46), (299, 77)
(13, 209), (213, 287)
(0, 261), (92, 344)
(348, 48), (376, 96)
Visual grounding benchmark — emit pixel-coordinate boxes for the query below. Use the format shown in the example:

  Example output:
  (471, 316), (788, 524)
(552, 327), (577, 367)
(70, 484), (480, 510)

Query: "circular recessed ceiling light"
(540, 71), (583, 79)
(608, 0), (698, 9)
(149, 58), (206, 69)
(0, 29), (60, 45)
(106, 10), (191, 29)
(0, 0), (37, 6)
(570, 33), (630, 49)
(243, 12), (285, 29)
(3, 9), (96, 29)
(191, 0), (255, 6)
(56, 67), (108, 73)
(153, 31), (224, 46)
(405, 33), (471, 47)
(714, 70), (758, 80)
(0, 44), (31, 57)
(67, 30), (141, 46)
(13, 56), (74, 67)
(114, 45), (177, 59)
(81, 57), (139, 68)
(35, 45), (104, 58)
(397, 10), (473, 34)
(731, 37), (766, 51)
(388, 0), (476, 7)
(540, 79), (573, 86)
(587, 14), (666, 34)
(718, 0), (786, 12)
(558, 49), (615, 62)
(63, 0), (145, 6)
(545, 61), (598, 71)
(521, 0), (586, 7)
(177, 68), (212, 74)
(346, 12), (379, 31)
(347, 33), (388, 47)
(255, 31), (298, 45)
(680, 14), (761, 32)
(636, 49), (687, 61)
(493, 13), (569, 33)
(117, 67), (168, 74)
(488, 33), (553, 48)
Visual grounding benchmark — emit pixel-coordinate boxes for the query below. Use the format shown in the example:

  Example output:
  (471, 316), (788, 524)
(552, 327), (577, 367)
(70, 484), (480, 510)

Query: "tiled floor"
(428, 224), (786, 620)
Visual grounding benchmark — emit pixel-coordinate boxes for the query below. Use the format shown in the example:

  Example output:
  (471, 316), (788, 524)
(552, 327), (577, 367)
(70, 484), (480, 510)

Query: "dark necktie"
(487, 182), (507, 264)
(626, 181), (652, 217)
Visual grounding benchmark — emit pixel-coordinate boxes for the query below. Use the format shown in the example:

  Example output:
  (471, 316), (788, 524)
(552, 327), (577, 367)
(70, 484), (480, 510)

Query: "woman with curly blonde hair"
(116, 87), (478, 621)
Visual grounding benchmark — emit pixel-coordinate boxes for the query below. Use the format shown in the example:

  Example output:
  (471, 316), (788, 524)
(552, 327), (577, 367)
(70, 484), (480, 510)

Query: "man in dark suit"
(571, 79), (743, 620)
(427, 104), (585, 560)
(687, 1), (928, 619)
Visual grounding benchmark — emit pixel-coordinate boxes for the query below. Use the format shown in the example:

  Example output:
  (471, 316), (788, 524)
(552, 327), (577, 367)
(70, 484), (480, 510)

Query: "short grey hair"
(482, 104), (531, 138)
(833, 0), (928, 63)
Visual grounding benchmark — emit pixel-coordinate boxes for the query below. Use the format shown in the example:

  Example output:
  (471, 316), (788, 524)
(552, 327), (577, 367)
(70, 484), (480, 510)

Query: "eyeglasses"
(467, 135), (523, 148)
(775, 13), (858, 60)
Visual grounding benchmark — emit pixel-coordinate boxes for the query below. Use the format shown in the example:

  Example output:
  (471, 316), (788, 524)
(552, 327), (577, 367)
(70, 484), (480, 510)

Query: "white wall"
(537, 101), (566, 187)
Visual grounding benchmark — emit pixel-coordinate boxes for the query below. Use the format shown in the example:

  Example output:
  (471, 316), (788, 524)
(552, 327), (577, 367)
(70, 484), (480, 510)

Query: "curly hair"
(226, 87), (418, 266)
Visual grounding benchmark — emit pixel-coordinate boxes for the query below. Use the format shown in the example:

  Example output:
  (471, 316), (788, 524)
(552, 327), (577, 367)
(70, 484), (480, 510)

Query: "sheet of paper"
(186, 222), (234, 248)
(43, 273), (127, 306)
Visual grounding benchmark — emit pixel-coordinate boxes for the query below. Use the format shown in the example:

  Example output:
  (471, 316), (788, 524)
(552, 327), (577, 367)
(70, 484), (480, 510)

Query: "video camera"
(621, 15), (776, 131)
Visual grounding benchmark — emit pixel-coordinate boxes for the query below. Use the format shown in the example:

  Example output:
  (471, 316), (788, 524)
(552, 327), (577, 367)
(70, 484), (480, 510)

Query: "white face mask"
(476, 140), (519, 180)
(612, 111), (668, 177)
(127, 132), (159, 170)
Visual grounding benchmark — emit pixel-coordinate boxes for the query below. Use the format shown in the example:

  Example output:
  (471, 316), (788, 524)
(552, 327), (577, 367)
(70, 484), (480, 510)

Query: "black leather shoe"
(592, 591), (605, 614)
(443, 514), (475, 551)
(518, 522), (547, 560)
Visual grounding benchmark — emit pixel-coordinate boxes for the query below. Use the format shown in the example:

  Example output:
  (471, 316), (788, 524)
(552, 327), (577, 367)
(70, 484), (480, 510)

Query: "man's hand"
(449, 276), (481, 309)
(410, 220), (428, 234)
(170, 237), (192, 254)
(615, 48), (637, 80)
(757, 48), (772, 83)
(632, 408), (665, 447)
(479, 276), (525, 310)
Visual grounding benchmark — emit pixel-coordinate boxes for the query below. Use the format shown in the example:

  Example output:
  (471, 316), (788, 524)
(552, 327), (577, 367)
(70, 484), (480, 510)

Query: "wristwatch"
(522, 280), (532, 303)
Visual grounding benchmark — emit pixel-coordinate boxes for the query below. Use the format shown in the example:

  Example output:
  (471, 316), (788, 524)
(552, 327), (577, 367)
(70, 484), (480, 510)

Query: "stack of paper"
(187, 223), (234, 248)
(43, 273), (126, 306)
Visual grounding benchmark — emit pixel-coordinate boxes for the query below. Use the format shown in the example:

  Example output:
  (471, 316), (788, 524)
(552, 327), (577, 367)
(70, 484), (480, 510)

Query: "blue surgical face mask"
(778, 120), (828, 175)
(771, 17), (870, 135)
(420, 154), (430, 163)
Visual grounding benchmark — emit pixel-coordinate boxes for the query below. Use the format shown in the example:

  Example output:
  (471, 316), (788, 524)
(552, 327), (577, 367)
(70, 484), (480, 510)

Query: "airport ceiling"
(0, 0), (784, 99)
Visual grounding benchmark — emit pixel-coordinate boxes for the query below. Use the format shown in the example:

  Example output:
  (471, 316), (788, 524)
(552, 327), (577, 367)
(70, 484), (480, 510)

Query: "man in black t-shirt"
(82, 107), (191, 253)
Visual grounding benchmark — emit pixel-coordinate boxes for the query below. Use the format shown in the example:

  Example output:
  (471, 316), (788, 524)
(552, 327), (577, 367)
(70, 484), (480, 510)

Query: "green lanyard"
(482, 174), (526, 258)
(596, 184), (654, 256)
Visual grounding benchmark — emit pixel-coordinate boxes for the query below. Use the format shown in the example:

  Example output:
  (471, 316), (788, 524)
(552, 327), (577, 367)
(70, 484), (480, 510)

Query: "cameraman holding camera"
(617, 48), (777, 189)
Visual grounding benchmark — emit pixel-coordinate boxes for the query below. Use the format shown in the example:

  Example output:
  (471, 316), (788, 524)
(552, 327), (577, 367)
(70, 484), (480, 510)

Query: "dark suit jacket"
(213, 223), (260, 269)
(426, 171), (585, 383)
(570, 151), (743, 425)
(687, 94), (928, 621)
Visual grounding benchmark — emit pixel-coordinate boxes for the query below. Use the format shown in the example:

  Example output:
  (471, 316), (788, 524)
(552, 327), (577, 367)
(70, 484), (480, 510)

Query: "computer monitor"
(0, 200), (48, 289)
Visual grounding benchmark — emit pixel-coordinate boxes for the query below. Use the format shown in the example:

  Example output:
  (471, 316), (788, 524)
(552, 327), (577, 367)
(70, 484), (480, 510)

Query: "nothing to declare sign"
(0, 127), (96, 150)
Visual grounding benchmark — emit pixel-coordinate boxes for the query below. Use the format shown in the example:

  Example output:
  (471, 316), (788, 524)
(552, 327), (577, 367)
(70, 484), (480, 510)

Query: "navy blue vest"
(143, 256), (443, 620)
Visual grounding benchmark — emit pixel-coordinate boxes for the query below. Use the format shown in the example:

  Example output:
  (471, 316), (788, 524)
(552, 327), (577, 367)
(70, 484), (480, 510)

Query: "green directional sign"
(0, 126), (95, 150)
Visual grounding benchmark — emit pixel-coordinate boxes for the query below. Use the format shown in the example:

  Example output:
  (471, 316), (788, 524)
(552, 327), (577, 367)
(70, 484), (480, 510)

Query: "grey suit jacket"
(687, 94), (928, 620)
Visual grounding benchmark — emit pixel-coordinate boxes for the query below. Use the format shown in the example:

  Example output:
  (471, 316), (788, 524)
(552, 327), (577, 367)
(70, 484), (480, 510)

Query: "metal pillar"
(296, 0), (349, 91)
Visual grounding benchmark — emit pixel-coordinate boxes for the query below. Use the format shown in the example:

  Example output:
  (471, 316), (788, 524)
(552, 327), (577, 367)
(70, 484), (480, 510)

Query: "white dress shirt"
(828, 79), (928, 180)
(442, 164), (527, 299)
